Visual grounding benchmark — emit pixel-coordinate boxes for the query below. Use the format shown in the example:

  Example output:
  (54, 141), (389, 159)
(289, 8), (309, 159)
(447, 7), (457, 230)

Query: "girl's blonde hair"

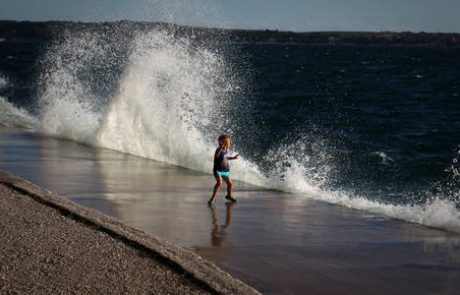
(218, 134), (230, 147)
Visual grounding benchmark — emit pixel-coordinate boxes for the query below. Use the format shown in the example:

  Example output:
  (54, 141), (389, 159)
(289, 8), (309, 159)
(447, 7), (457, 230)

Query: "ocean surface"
(1, 25), (460, 232)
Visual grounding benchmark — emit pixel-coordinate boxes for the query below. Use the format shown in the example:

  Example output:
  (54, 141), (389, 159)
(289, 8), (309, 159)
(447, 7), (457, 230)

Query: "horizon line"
(1, 19), (459, 35)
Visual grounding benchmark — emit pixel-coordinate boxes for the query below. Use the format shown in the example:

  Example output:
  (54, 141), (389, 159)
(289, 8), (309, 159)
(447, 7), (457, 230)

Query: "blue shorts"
(214, 171), (230, 178)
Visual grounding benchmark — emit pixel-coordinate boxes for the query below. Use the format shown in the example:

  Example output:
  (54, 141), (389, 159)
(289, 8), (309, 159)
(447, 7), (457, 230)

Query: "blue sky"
(1, 0), (459, 32)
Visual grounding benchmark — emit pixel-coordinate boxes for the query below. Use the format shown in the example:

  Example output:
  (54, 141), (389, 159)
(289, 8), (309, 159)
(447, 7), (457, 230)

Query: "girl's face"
(225, 138), (231, 148)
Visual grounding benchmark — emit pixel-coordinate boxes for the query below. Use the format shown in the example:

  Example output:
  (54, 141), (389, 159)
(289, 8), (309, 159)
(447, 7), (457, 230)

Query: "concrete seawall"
(0, 170), (260, 294)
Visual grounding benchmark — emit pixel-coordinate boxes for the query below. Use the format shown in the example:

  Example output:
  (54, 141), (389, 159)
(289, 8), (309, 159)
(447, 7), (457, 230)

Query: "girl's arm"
(228, 154), (239, 160)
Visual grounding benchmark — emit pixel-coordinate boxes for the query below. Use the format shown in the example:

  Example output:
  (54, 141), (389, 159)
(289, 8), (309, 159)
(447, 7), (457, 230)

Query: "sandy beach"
(1, 128), (460, 294)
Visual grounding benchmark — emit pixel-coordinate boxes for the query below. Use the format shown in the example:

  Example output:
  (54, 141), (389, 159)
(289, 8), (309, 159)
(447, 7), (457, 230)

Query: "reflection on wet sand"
(210, 202), (234, 247)
(0, 130), (119, 217)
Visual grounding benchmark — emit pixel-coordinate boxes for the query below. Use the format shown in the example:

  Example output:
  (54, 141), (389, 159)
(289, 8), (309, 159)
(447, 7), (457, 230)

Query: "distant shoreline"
(1, 20), (459, 46)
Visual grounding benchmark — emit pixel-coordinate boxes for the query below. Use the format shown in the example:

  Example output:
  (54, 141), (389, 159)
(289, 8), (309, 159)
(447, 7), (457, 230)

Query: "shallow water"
(2, 128), (460, 295)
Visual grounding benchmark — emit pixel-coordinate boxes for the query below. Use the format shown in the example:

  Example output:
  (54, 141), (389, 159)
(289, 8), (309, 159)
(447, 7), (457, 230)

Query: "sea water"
(1, 24), (460, 232)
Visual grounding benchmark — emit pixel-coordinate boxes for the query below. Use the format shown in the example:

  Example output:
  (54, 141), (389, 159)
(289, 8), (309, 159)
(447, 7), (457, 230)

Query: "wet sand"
(2, 128), (460, 294)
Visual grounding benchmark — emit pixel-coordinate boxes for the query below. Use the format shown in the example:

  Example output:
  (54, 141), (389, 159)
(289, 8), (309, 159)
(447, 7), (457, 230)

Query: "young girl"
(208, 134), (239, 206)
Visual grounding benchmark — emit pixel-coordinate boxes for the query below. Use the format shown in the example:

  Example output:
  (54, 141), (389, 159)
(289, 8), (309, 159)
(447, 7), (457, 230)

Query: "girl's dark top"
(213, 148), (229, 173)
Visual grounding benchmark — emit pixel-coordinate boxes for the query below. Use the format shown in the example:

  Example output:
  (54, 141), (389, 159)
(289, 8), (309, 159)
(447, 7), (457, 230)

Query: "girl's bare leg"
(223, 177), (236, 202)
(208, 175), (222, 205)
(223, 177), (232, 196)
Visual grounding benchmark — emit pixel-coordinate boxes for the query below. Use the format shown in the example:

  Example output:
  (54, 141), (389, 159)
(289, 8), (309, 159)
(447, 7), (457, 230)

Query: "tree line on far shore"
(1, 20), (459, 46)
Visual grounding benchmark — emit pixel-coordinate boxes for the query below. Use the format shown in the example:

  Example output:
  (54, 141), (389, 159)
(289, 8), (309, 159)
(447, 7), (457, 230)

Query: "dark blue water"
(240, 44), (460, 203)
(1, 27), (460, 230)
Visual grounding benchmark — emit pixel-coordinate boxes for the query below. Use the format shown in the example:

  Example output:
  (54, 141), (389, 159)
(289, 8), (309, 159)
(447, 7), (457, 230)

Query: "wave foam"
(0, 97), (38, 129)
(311, 189), (460, 232)
(0, 75), (38, 128)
